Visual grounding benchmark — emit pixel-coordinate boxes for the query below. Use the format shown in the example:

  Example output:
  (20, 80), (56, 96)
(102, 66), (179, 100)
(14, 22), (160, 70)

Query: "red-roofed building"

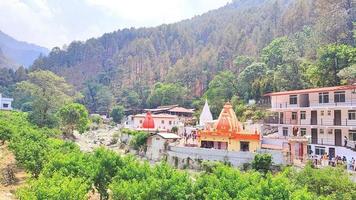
(198, 102), (260, 152)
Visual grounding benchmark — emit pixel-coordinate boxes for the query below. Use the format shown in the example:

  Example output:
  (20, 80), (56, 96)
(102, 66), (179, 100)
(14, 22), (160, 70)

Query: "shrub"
(129, 132), (149, 150)
(252, 153), (272, 174)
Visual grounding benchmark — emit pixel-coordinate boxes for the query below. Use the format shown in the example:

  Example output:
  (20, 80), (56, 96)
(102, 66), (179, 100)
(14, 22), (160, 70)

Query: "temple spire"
(199, 99), (213, 126)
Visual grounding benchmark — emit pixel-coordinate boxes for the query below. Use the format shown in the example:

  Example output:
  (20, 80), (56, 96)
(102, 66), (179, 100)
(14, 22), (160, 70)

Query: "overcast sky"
(0, 0), (231, 49)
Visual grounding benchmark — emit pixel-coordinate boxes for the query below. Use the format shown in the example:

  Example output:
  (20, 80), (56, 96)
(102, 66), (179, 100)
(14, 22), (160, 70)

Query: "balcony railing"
(310, 138), (356, 150)
(271, 100), (356, 109)
(266, 117), (356, 127)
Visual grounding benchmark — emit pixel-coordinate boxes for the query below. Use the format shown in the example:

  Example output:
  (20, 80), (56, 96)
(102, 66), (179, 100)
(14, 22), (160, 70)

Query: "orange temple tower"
(198, 102), (260, 152)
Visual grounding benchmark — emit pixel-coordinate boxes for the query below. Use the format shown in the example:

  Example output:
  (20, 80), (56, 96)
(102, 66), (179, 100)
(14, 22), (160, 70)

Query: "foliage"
(89, 148), (124, 200)
(203, 71), (237, 117)
(15, 70), (77, 127)
(129, 131), (149, 150)
(338, 64), (356, 84)
(17, 172), (90, 200)
(314, 44), (356, 86)
(252, 154), (272, 174)
(147, 82), (189, 108)
(57, 103), (90, 135)
(82, 81), (114, 115)
(111, 105), (125, 123)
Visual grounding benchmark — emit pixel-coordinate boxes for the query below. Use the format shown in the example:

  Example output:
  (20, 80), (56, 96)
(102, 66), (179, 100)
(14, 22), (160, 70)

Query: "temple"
(198, 102), (260, 152)
(199, 99), (213, 127)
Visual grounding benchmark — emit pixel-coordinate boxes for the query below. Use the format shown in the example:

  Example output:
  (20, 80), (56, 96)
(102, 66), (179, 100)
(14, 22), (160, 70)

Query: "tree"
(83, 82), (114, 115)
(315, 44), (356, 86)
(237, 63), (268, 101)
(338, 64), (356, 84)
(252, 153), (272, 174)
(147, 82), (189, 108)
(233, 56), (254, 74)
(17, 172), (90, 200)
(15, 70), (77, 127)
(57, 103), (90, 136)
(111, 105), (125, 124)
(203, 71), (238, 117)
(89, 148), (124, 200)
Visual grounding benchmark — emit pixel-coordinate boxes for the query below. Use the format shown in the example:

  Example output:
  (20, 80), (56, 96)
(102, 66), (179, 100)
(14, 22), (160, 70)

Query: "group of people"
(311, 153), (356, 171)
(182, 130), (197, 145)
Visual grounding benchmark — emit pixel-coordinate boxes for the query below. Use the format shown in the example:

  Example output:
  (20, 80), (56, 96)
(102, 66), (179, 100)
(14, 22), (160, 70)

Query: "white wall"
(167, 146), (286, 166)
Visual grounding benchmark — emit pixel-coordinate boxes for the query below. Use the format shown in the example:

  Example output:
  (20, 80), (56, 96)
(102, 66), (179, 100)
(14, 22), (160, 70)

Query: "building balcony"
(310, 138), (356, 150)
(265, 118), (356, 127)
(270, 100), (356, 110)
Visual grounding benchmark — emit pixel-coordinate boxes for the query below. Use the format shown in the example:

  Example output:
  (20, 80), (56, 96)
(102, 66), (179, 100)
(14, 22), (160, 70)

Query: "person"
(344, 136), (348, 147)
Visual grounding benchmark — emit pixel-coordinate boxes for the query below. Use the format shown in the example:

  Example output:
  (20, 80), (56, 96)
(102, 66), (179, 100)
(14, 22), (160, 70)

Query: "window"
(139, 120), (142, 124)
(319, 129), (324, 134)
(300, 128), (306, 136)
(319, 92), (329, 103)
(328, 129), (333, 134)
(334, 91), (345, 103)
(321, 110), (324, 116)
(300, 111), (306, 120)
(292, 112), (297, 120)
(289, 95), (297, 105)
(315, 146), (326, 156)
(349, 130), (356, 141)
(283, 127), (288, 136)
(2, 104), (8, 108)
(161, 120), (164, 124)
(327, 110), (331, 116)
(348, 110), (356, 120)
(169, 121), (172, 125)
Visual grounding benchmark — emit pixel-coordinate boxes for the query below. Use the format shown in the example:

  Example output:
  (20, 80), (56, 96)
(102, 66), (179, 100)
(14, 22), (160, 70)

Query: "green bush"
(252, 153), (272, 174)
(129, 131), (149, 150)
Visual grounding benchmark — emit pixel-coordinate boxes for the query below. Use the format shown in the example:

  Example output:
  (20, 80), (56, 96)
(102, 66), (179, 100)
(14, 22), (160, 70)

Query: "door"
(240, 142), (250, 152)
(311, 111), (317, 125)
(334, 129), (342, 146)
(334, 110), (341, 125)
(311, 128), (318, 144)
(279, 112), (284, 124)
(329, 148), (335, 158)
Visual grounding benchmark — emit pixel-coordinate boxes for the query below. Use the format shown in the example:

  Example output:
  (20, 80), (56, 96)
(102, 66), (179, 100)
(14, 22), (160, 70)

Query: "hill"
(30, 0), (355, 108)
(0, 31), (49, 68)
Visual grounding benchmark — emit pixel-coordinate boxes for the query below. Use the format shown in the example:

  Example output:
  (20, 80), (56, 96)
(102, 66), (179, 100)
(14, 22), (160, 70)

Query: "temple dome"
(199, 99), (213, 126)
(142, 112), (155, 129)
(214, 102), (242, 132)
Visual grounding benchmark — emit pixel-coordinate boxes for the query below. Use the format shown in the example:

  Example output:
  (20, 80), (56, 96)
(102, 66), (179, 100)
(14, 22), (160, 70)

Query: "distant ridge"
(0, 31), (49, 68)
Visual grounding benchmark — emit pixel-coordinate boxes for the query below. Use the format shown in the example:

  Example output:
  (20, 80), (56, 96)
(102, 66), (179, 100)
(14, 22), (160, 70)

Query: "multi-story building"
(264, 85), (356, 160)
(0, 93), (13, 110)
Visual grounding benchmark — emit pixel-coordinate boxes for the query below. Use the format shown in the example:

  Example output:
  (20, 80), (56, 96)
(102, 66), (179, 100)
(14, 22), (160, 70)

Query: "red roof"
(142, 112), (155, 129)
(264, 85), (356, 96)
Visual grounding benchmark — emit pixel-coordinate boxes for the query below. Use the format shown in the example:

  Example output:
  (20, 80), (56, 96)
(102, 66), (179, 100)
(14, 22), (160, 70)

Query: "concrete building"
(264, 85), (356, 161)
(146, 133), (181, 161)
(125, 112), (183, 133)
(0, 94), (13, 110)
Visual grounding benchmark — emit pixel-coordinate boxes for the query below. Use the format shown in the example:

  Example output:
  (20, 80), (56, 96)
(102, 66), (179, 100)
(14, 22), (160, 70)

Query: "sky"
(0, 0), (231, 49)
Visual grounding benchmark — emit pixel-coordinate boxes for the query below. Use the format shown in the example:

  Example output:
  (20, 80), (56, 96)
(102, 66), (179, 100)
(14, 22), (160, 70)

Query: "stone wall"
(166, 146), (286, 169)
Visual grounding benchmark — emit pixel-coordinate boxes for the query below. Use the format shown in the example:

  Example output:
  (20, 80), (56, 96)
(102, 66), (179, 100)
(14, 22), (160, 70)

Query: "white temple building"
(199, 99), (213, 127)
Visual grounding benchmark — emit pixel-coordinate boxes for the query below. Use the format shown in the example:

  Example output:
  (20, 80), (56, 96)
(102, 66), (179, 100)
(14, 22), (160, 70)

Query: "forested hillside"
(4, 0), (355, 114)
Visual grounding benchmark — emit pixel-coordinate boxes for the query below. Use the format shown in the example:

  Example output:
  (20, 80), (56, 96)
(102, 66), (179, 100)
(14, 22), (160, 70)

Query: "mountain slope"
(0, 31), (49, 68)
(31, 0), (354, 100)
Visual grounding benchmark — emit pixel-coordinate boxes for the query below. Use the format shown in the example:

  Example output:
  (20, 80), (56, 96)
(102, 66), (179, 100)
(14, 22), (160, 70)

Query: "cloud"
(0, 0), (231, 48)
